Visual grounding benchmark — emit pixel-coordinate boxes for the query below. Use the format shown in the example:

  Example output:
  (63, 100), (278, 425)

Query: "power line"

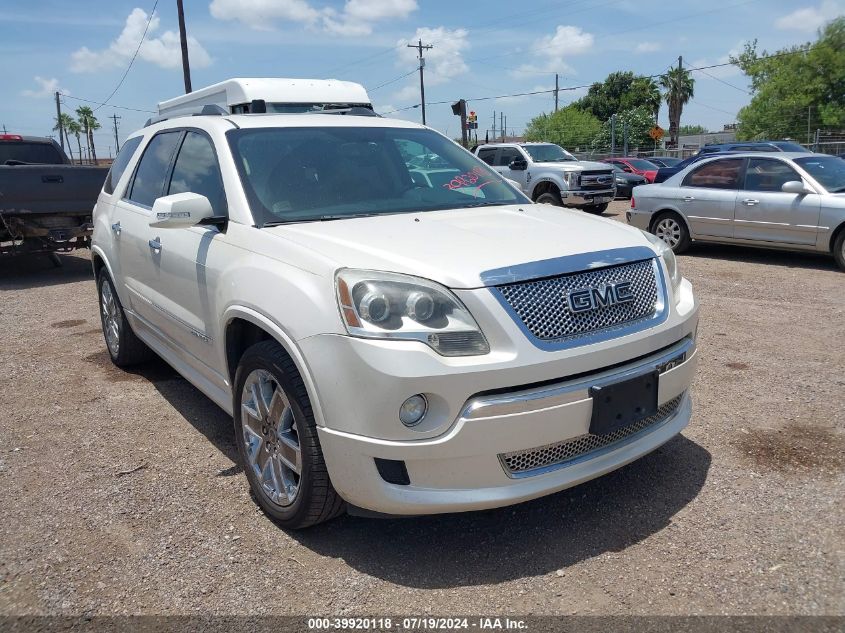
(94, 0), (160, 111)
(61, 94), (155, 114)
(693, 68), (751, 94)
(368, 69), (418, 93)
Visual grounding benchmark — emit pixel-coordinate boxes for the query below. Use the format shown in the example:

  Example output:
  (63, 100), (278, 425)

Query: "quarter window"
(683, 158), (744, 189)
(127, 131), (181, 207)
(743, 158), (800, 192)
(168, 131), (227, 215)
(103, 137), (143, 195)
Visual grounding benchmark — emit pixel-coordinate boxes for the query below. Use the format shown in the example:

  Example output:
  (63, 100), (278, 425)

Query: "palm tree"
(66, 119), (83, 165)
(659, 67), (695, 148)
(75, 106), (100, 164)
(52, 113), (75, 154)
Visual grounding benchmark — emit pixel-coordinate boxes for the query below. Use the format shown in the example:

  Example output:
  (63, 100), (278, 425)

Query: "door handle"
(682, 196), (695, 201)
(41, 174), (63, 184)
(111, 222), (121, 236)
(742, 198), (759, 206)
(148, 238), (162, 253)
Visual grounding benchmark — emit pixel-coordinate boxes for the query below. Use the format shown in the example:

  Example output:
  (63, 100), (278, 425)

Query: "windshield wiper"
(462, 201), (510, 208)
(263, 213), (379, 227)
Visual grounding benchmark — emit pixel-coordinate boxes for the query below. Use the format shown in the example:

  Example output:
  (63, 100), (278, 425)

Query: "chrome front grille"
(495, 259), (660, 343)
(499, 394), (684, 477)
(579, 170), (615, 190)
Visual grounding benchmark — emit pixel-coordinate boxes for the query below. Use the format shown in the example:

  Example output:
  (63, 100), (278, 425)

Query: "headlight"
(644, 231), (681, 293)
(335, 269), (490, 357)
(563, 172), (579, 188)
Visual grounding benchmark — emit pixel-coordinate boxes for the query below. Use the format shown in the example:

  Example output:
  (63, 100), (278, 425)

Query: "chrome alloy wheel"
(240, 369), (302, 507)
(100, 280), (120, 356)
(654, 217), (682, 249)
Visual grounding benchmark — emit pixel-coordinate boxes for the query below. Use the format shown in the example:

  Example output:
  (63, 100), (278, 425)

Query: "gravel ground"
(0, 199), (843, 616)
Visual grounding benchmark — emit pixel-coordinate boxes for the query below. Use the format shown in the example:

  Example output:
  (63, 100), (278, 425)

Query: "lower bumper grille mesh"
(499, 394), (684, 477)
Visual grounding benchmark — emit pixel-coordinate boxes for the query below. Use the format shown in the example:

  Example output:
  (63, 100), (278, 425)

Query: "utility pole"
(610, 113), (616, 156)
(407, 39), (433, 125)
(55, 91), (64, 151)
(504, 115), (508, 141)
(500, 112), (504, 141)
(492, 110), (496, 141)
(623, 120), (629, 156)
(672, 55), (683, 148)
(111, 114), (121, 153)
(807, 106), (811, 145)
(554, 73), (559, 112)
(176, 0), (192, 93)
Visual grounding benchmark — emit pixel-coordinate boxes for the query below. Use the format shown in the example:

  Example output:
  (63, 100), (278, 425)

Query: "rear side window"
(168, 131), (227, 215)
(743, 158), (800, 192)
(0, 141), (64, 165)
(103, 137), (143, 195)
(683, 158), (744, 189)
(127, 131), (181, 207)
(477, 148), (496, 165)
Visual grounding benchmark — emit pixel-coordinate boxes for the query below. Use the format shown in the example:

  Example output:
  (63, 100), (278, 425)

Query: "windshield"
(0, 141), (64, 165)
(227, 126), (525, 225)
(654, 156), (681, 166)
(521, 144), (576, 162)
(626, 159), (659, 170)
(795, 155), (845, 192)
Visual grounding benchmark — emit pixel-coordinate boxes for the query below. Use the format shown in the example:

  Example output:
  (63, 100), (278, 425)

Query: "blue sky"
(2, 0), (842, 155)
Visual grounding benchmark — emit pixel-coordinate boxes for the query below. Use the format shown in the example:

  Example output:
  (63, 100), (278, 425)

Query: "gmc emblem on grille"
(567, 281), (635, 313)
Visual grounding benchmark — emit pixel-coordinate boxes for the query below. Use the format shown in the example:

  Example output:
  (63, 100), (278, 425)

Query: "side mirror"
(150, 192), (215, 228)
(781, 180), (812, 195)
(509, 159), (528, 171)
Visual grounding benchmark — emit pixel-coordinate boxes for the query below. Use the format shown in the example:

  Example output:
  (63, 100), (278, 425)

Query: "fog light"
(399, 394), (427, 427)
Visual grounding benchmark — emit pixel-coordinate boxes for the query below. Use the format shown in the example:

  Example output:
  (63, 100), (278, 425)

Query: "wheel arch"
(828, 220), (845, 254)
(530, 177), (562, 201)
(222, 306), (327, 428)
(649, 208), (692, 236)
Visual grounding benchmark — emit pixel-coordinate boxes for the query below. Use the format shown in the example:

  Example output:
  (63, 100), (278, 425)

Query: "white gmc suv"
(92, 109), (699, 528)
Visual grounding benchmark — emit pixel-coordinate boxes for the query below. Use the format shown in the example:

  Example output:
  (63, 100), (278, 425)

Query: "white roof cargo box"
(157, 78), (372, 117)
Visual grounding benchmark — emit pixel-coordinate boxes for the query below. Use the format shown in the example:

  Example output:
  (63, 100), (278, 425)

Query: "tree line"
(524, 17), (844, 153)
(53, 107), (101, 164)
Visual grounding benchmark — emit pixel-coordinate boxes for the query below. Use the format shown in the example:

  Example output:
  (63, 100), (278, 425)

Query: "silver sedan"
(627, 152), (845, 270)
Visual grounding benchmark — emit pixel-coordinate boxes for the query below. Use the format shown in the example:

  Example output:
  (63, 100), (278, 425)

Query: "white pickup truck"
(474, 142), (616, 214)
(91, 79), (698, 528)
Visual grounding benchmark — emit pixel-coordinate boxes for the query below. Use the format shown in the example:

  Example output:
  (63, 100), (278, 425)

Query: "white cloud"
(210, 0), (417, 36)
(775, 0), (844, 32)
(70, 8), (211, 73)
(21, 76), (68, 98)
(511, 25), (594, 76)
(394, 26), (469, 94)
(635, 41), (661, 53)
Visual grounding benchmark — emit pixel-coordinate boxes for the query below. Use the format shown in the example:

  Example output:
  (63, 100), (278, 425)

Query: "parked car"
(0, 134), (108, 260)
(474, 143), (616, 214)
(612, 164), (647, 198)
(602, 157), (659, 183)
(648, 156), (683, 168)
(92, 79), (699, 528)
(628, 152), (845, 270)
(698, 140), (809, 154)
(653, 151), (744, 184)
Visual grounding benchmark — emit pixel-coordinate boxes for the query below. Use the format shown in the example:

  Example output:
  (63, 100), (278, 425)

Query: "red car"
(602, 157), (660, 183)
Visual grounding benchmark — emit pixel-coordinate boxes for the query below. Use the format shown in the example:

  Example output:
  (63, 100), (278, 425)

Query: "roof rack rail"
(144, 104), (228, 127)
(311, 106), (380, 117)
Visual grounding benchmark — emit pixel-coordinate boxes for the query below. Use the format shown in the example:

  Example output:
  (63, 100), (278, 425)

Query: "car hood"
(532, 160), (613, 172)
(264, 204), (655, 289)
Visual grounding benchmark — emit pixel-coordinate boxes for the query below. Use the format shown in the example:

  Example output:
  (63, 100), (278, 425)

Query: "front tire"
(535, 191), (562, 206)
(834, 230), (845, 271)
(652, 211), (691, 254)
(97, 273), (153, 367)
(233, 340), (345, 529)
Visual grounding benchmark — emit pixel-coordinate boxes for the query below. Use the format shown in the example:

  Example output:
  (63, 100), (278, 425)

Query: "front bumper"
(313, 332), (698, 515)
(560, 188), (616, 207)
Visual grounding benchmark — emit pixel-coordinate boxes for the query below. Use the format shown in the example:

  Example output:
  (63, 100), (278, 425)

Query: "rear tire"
(583, 203), (609, 215)
(233, 340), (345, 529)
(652, 211), (691, 254)
(535, 191), (562, 206)
(833, 230), (845, 271)
(97, 273), (153, 367)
